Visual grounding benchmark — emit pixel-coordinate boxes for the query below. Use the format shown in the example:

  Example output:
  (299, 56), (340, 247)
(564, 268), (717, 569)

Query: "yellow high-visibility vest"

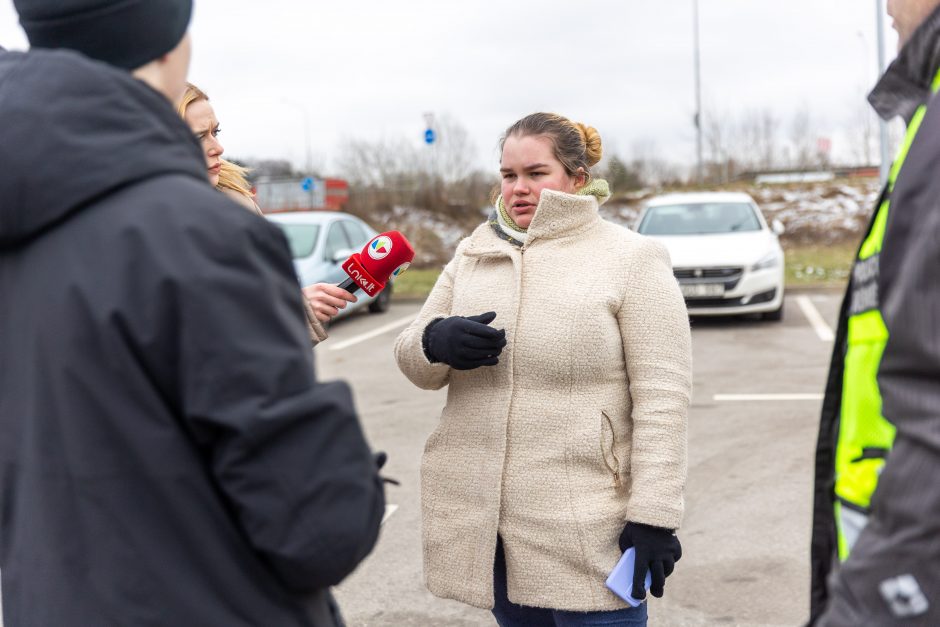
(834, 69), (940, 560)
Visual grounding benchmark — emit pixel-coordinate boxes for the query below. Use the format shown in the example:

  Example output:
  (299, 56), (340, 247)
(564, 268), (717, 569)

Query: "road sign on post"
(301, 177), (317, 210)
(423, 111), (436, 145)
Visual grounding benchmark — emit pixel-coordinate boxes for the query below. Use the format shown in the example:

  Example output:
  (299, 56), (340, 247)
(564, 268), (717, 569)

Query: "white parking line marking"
(714, 393), (824, 402)
(382, 504), (399, 525)
(328, 314), (418, 351)
(796, 295), (835, 342)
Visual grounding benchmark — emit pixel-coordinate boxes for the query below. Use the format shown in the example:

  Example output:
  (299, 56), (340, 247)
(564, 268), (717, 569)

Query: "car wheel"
(763, 301), (784, 322)
(369, 285), (392, 314)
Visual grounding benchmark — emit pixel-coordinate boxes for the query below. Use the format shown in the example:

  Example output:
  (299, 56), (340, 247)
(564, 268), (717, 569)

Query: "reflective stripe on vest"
(834, 69), (940, 561)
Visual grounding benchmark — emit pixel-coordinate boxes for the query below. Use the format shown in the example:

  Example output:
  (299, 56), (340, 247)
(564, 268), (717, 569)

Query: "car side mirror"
(771, 219), (785, 236)
(331, 247), (356, 263)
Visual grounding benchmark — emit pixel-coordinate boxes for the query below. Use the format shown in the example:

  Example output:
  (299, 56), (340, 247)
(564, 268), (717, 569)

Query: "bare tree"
(629, 139), (684, 188)
(242, 158), (298, 179)
(847, 89), (876, 166)
(789, 105), (817, 169)
(334, 116), (492, 237)
(755, 109), (779, 170)
(600, 154), (643, 192)
(702, 100), (732, 182)
(335, 137), (418, 188)
(424, 114), (482, 185)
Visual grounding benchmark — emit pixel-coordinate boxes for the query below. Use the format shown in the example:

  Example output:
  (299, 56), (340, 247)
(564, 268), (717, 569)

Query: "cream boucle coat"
(394, 189), (691, 611)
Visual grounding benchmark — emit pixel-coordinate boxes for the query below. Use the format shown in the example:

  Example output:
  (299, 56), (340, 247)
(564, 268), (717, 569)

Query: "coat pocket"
(600, 410), (623, 488)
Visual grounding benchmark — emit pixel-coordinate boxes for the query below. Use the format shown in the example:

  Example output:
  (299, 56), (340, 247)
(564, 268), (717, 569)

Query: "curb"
(786, 284), (846, 295)
(394, 286), (844, 304)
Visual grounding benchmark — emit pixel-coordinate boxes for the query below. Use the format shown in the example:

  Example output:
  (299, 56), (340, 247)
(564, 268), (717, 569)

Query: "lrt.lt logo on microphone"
(368, 236), (393, 260)
(341, 256), (380, 296)
(391, 262), (411, 278)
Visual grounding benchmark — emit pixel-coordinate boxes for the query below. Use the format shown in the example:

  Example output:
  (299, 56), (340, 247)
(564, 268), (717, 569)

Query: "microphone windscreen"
(358, 231), (415, 282)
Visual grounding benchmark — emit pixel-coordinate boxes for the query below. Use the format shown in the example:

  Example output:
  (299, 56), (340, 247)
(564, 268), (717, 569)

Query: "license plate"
(681, 283), (725, 298)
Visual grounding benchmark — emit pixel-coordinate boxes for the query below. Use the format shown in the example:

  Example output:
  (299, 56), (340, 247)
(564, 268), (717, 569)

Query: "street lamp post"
(282, 99), (313, 176)
(875, 0), (890, 184)
(693, 0), (704, 185)
(857, 30), (875, 165)
(423, 111), (438, 186)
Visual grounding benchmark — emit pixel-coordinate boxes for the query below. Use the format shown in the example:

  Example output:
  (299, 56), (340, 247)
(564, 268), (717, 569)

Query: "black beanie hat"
(14, 0), (193, 70)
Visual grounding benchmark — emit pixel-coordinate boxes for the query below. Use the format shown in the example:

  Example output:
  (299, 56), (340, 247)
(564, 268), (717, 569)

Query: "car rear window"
(274, 224), (321, 259)
(638, 203), (761, 235)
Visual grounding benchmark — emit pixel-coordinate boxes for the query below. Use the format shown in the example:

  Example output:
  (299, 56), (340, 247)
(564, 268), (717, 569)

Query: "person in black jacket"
(815, 1), (940, 624)
(0, 1), (384, 626)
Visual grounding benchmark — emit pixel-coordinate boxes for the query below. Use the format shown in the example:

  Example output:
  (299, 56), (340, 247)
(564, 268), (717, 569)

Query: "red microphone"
(339, 231), (415, 297)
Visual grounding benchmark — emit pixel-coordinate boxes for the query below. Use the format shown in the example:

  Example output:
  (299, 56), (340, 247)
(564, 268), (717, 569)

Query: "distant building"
(737, 165), (879, 185)
(254, 177), (349, 213)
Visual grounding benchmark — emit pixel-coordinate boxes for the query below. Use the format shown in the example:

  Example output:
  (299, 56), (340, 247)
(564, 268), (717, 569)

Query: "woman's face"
(184, 98), (224, 186)
(500, 134), (579, 229)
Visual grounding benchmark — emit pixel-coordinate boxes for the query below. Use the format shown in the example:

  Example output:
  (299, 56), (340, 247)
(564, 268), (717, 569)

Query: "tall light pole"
(857, 30), (875, 165)
(875, 0), (890, 184)
(282, 99), (313, 176)
(693, 0), (704, 185)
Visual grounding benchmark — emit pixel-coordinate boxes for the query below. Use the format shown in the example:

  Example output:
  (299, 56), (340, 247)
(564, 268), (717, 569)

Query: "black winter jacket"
(808, 8), (940, 623)
(0, 49), (384, 626)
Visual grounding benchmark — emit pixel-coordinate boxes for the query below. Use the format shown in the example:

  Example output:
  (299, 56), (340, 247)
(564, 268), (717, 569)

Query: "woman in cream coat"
(395, 113), (691, 626)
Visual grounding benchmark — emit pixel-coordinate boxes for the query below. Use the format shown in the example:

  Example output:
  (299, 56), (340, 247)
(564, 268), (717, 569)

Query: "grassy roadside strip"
(782, 242), (855, 289)
(391, 243), (856, 300)
(391, 268), (442, 299)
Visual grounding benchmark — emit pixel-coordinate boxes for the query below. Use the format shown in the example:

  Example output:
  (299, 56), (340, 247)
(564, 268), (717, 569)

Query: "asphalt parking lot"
(324, 290), (842, 627)
(0, 291), (841, 627)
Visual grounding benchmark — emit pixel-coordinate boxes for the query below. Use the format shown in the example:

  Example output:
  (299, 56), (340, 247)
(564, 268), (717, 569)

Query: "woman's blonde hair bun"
(575, 122), (603, 167)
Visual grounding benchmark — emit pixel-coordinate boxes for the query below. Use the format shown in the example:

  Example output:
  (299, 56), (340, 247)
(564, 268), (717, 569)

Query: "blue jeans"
(492, 537), (648, 627)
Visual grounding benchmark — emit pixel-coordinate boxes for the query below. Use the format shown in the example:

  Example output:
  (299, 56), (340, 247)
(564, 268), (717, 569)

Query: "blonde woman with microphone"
(395, 112), (691, 626)
(177, 82), (355, 342)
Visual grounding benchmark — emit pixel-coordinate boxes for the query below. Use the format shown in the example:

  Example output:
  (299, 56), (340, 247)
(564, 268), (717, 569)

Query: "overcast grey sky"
(1, 1), (899, 174)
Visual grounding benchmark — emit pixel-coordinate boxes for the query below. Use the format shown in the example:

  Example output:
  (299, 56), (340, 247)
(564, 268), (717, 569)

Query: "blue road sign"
(301, 177), (316, 191)
(424, 128), (436, 145)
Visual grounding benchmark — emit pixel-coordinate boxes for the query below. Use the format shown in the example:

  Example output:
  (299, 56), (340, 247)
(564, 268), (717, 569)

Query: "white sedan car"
(635, 192), (785, 320)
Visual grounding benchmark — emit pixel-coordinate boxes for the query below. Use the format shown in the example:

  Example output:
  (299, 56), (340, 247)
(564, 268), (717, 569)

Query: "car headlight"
(751, 252), (781, 272)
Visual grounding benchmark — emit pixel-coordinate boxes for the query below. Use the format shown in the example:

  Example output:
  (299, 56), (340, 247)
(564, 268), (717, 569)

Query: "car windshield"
(274, 223), (321, 258)
(638, 202), (761, 235)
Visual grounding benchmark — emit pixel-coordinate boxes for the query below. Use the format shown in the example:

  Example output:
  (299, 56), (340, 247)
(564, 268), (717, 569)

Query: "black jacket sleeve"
(140, 198), (385, 591)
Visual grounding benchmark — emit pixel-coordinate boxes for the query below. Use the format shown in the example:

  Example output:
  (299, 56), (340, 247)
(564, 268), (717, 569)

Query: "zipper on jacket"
(512, 246), (525, 377)
(601, 410), (622, 487)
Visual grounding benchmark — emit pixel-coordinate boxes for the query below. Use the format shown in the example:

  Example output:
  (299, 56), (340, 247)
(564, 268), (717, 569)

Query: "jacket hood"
(0, 49), (207, 248)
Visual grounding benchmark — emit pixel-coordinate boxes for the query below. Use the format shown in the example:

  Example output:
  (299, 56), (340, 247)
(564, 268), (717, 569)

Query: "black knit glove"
(422, 311), (506, 371)
(619, 522), (682, 599)
(373, 450), (400, 486)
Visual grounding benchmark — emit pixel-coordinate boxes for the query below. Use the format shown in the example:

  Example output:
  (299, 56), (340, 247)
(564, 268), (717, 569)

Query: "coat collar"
(869, 5), (940, 124)
(464, 189), (602, 258)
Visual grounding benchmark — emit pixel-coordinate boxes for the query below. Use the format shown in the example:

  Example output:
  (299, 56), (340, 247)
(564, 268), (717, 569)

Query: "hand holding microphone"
(422, 311), (507, 370)
(304, 231), (414, 324)
(303, 283), (357, 322)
